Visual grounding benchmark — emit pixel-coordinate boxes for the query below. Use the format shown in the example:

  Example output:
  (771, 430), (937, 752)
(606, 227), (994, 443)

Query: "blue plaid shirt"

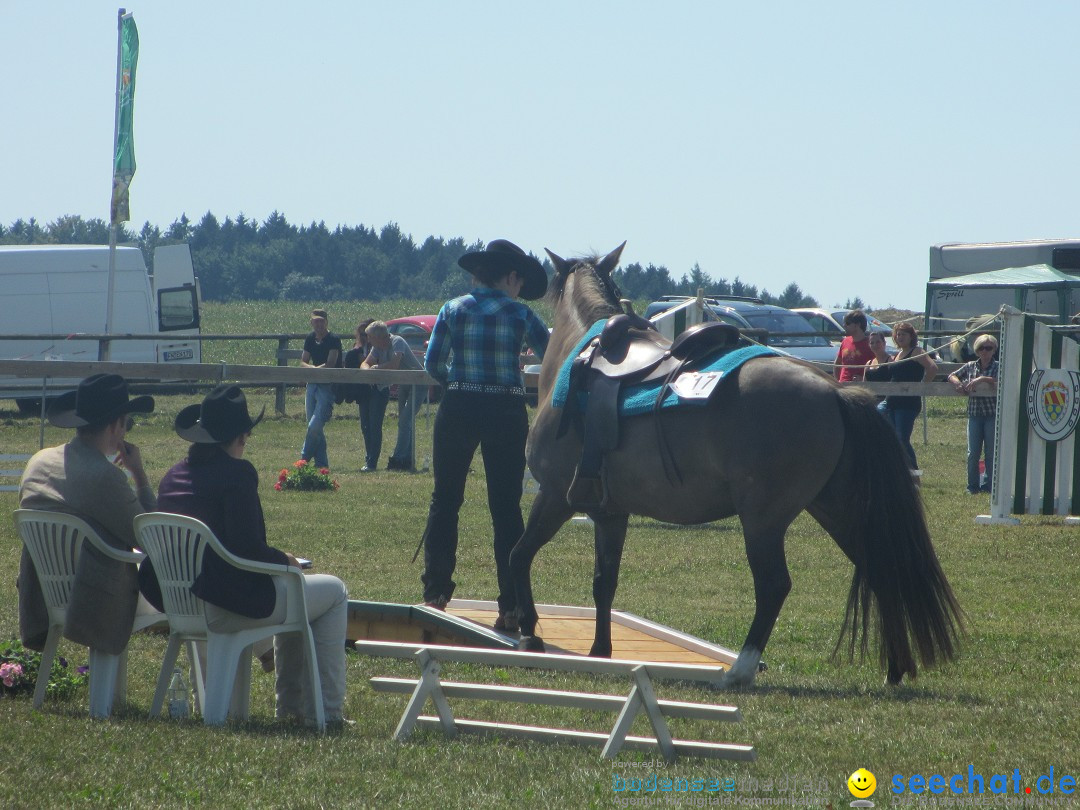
(425, 287), (549, 395)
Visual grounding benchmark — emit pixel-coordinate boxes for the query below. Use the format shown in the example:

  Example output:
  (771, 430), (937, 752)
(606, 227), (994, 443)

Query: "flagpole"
(102, 7), (126, 361)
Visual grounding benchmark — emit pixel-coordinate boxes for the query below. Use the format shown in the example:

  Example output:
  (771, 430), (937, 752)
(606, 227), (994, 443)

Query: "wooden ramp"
(446, 599), (735, 670)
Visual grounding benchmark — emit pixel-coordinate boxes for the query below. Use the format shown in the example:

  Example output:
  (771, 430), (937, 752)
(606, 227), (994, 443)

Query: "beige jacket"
(18, 437), (156, 655)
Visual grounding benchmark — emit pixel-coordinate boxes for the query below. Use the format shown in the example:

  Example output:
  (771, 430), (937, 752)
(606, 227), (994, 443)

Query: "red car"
(385, 315), (437, 362)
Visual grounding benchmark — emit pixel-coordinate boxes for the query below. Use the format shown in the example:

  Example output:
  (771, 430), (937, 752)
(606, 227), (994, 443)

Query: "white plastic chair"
(133, 513), (211, 717)
(14, 509), (165, 718)
(134, 512), (325, 731)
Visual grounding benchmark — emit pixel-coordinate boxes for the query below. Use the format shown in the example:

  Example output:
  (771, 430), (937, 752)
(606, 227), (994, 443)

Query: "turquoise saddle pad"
(552, 320), (779, 416)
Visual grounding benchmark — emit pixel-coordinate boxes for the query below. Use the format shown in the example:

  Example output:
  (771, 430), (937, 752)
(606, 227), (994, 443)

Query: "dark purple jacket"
(140, 447), (287, 618)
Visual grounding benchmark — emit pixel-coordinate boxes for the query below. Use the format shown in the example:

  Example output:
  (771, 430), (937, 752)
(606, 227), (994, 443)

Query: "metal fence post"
(275, 336), (289, 416)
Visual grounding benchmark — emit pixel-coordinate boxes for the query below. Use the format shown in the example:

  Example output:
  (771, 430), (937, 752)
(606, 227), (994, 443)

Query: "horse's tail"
(831, 387), (964, 680)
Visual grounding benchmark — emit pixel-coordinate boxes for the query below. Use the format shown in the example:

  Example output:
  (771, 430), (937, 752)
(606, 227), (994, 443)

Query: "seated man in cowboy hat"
(18, 373), (160, 657)
(152, 385), (349, 726)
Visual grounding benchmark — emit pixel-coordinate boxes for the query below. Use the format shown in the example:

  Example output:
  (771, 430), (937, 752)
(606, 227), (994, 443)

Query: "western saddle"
(558, 314), (742, 510)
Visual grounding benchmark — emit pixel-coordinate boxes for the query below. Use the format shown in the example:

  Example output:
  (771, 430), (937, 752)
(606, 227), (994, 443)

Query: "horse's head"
(532, 242), (627, 402)
(545, 242), (627, 332)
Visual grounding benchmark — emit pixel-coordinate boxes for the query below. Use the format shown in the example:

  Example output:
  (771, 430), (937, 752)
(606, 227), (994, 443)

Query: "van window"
(158, 287), (199, 331)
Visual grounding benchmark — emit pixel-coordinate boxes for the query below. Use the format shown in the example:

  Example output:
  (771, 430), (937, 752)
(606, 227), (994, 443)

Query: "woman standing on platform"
(418, 240), (549, 632)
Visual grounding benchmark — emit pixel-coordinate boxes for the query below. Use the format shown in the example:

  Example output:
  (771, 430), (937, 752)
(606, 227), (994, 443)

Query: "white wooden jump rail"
(355, 639), (755, 763)
(0, 453), (30, 492)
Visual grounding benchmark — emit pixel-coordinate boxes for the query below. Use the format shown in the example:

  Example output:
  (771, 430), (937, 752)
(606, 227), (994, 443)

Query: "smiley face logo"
(847, 768), (877, 798)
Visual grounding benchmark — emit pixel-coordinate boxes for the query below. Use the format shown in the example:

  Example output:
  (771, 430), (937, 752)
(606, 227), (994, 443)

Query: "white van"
(0, 243), (201, 408)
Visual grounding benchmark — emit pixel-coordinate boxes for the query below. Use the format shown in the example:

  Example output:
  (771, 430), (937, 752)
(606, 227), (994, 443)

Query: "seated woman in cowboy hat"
(419, 239), (550, 632)
(153, 385), (349, 726)
(18, 373), (160, 658)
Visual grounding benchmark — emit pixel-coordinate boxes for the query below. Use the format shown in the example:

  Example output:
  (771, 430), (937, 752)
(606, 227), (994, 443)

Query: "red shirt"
(835, 336), (875, 382)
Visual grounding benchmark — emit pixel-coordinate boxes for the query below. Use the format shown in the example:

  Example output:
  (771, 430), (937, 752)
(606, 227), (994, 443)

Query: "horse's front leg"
(589, 511), (629, 658)
(511, 487), (575, 652)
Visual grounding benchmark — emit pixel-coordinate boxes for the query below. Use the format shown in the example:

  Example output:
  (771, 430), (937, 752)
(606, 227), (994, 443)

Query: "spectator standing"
(873, 322), (938, 470)
(362, 321), (426, 471)
(948, 334), (999, 494)
(299, 308), (342, 470)
(834, 309), (875, 382)
(340, 319), (374, 452)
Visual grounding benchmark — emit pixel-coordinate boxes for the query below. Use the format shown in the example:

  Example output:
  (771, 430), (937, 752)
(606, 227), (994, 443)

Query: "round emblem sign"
(1026, 369), (1080, 442)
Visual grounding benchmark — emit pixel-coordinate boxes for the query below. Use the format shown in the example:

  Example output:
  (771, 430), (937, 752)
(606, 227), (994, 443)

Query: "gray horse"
(510, 244), (962, 687)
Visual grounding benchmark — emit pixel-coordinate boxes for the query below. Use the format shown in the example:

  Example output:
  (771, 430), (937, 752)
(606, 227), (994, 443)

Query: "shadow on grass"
(633, 520), (741, 533)
(706, 680), (983, 706)
(27, 701), (351, 737)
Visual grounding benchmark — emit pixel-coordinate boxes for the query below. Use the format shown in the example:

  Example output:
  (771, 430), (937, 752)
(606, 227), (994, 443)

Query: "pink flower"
(0, 662), (21, 687)
(319, 468), (330, 476)
(274, 482), (283, 491)
(294, 460), (308, 469)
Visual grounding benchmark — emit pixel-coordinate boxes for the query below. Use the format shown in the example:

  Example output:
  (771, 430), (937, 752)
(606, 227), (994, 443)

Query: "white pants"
(205, 574), (348, 722)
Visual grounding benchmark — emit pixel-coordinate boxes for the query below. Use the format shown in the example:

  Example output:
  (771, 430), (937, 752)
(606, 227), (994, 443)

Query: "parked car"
(646, 296), (837, 366)
(385, 315), (437, 360)
(792, 307), (897, 352)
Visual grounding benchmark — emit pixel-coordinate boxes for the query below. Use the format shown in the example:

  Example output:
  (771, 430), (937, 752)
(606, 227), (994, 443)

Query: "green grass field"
(0, 312), (1076, 808)
(198, 298), (559, 366)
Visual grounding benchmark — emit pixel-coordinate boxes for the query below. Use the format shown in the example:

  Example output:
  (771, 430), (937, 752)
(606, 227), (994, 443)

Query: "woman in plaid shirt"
(420, 240), (550, 631)
(947, 333), (999, 494)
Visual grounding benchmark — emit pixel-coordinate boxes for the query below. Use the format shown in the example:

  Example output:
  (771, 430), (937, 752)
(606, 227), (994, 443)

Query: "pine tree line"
(1, 212), (819, 307)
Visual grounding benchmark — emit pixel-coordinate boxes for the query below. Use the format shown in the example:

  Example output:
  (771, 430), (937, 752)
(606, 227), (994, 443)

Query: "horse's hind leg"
(589, 511), (629, 658)
(511, 487), (575, 651)
(719, 516), (793, 688)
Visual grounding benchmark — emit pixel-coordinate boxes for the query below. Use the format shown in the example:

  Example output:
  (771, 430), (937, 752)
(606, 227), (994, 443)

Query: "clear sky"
(4, 2), (1079, 310)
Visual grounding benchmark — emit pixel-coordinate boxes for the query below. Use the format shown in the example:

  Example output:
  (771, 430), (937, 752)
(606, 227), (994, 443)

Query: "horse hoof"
(518, 635), (546, 652)
(709, 672), (754, 691)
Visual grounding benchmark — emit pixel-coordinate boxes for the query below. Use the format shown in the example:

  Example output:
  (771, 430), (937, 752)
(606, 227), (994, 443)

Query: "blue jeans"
(301, 383), (334, 468)
(390, 384), (426, 467)
(359, 387), (390, 469)
(967, 413), (995, 493)
(877, 401), (919, 469)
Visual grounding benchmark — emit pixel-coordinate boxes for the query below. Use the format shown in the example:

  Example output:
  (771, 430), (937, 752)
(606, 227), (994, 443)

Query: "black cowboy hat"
(47, 373), (155, 428)
(175, 384), (265, 444)
(457, 239), (548, 301)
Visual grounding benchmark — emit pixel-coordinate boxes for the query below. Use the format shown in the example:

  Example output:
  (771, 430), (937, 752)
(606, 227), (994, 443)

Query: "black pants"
(421, 391), (528, 612)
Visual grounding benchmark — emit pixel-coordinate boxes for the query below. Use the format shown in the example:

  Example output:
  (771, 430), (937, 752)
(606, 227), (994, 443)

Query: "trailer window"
(158, 287), (199, 331)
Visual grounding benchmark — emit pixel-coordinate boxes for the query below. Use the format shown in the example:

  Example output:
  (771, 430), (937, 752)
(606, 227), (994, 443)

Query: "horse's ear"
(595, 242), (627, 278)
(545, 248), (573, 277)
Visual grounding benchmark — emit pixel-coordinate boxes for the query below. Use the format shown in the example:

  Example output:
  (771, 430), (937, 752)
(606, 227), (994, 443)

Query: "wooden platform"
(346, 600), (515, 650)
(446, 599), (735, 669)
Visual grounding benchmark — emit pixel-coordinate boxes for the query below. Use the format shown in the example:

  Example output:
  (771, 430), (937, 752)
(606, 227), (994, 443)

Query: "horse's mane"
(549, 255), (622, 327)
